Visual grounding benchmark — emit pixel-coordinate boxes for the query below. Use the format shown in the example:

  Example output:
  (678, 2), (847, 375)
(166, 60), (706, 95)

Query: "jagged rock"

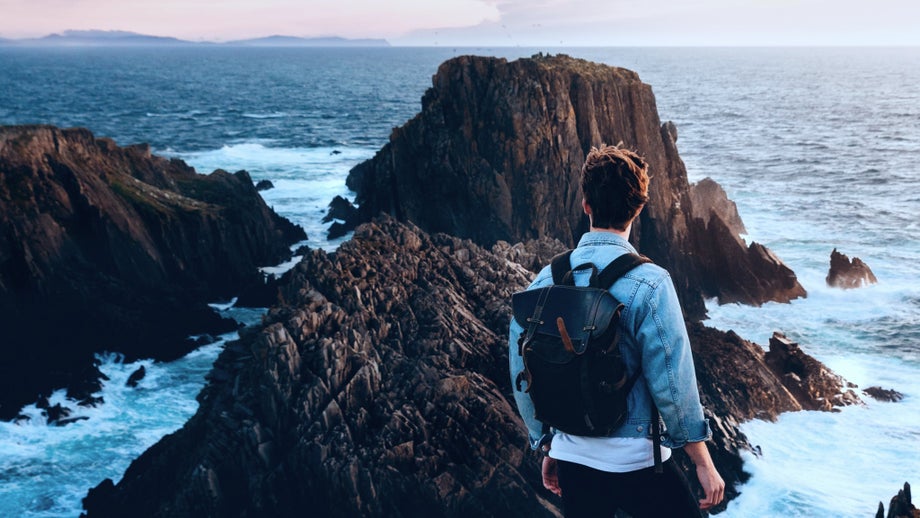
(82, 217), (856, 517)
(0, 125), (306, 420)
(764, 332), (861, 411)
(827, 248), (878, 289)
(490, 237), (567, 273)
(323, 195), (360, 239)
(689, 177), (747, 238)
(877, 482), (918, 518)
(678, 323), (862, 512)
(864, 386), (904, 402)
(126, 366), (146, 388)
(254, 179), (274, 191)
(345, 53), (805, 319)
(44, 403), (72, 426)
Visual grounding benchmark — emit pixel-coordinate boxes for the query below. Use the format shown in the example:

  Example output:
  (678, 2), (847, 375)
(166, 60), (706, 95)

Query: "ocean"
(1, 46), (918, 517)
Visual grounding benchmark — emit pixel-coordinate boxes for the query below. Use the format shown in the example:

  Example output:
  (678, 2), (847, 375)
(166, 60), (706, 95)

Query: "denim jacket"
(509, 231), (711, 450)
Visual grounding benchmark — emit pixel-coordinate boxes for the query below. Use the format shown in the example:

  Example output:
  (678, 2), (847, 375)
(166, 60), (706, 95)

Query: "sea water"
(1, 46), (918, 517)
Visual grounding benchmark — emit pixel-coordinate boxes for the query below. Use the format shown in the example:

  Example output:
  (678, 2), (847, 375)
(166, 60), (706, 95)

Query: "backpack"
(512, 251), (652, 438)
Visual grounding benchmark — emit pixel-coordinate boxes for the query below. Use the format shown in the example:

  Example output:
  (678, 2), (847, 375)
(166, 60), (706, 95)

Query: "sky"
(1, 0), (919, 46)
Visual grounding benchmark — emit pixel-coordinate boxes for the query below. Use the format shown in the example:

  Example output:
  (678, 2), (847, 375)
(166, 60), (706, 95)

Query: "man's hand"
(682, 440), (725, 509)
(695, 463), (725, 510)
(542, 456), (562, 496)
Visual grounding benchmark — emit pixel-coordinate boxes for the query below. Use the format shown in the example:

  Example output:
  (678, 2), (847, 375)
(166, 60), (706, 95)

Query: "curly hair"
(580, 145), (650, 231)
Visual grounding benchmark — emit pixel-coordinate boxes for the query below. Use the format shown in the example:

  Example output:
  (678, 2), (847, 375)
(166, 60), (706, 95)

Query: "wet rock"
(126, 366), (146, 388)
(764, 332), (861, 411)
(254, 179), (274, 191)
(44, 403), (72, 426)
(827, 248), (878, 289)
(864, 386), (904, 402)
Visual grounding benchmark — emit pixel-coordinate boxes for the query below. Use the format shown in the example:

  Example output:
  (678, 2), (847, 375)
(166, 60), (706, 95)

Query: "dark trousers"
(556, 458), (702, 518)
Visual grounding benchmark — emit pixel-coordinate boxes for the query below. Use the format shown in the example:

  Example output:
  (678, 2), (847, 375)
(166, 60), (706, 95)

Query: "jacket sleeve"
(634, 272), (711, 448)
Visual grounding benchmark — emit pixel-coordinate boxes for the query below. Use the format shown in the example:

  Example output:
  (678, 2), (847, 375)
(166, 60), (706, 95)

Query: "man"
(509, 145), (725, 517)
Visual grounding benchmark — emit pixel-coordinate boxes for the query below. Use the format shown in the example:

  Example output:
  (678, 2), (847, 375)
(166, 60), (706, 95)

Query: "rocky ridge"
(83, 216), (860, 517)
(0, 125), (305, 419)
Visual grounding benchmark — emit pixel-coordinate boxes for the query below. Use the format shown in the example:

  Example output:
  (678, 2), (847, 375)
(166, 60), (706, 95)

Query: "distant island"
(0, 30), (390, 47)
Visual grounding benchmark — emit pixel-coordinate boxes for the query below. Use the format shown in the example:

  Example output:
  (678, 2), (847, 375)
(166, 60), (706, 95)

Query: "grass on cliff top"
(111, 175), (216, 216)
(530, 53), (642, 82)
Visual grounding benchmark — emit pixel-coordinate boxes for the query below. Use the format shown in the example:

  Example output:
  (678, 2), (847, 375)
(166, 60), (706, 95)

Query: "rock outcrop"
(827, 248), (878, 289)
(343, 53), (805, 319)
(0, 125), (305, 419)
(689, 177), (746, 238)
(877, 483), (918, 518)
(82, 217), (858, 517)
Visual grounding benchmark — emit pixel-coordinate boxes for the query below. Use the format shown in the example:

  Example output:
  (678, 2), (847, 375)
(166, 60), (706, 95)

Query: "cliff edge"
(0, 125), (305, 419)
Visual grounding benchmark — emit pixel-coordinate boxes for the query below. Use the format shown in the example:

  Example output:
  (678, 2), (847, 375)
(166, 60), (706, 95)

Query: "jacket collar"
(576, 231), (638, 253)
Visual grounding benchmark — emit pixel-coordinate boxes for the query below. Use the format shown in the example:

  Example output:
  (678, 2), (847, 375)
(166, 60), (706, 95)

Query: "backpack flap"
(512, 285), (622, 357)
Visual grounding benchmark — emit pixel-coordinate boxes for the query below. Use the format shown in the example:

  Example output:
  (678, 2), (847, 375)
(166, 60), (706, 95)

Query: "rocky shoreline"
(0, 54), (906, 516)
(81, 216), (871, 516)
(0, 125), (305, 420)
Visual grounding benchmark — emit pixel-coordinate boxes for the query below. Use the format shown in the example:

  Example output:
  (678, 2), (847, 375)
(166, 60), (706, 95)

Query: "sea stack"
(826, 248), (878, 288)
(343, 53), (805, 319)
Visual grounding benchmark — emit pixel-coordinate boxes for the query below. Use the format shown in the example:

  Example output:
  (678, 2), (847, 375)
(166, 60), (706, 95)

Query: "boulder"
(344, 54), (806, 318)
(0, 125), (306, 419)
(827, 248), (878, 289)
(254, 179), (274, 191)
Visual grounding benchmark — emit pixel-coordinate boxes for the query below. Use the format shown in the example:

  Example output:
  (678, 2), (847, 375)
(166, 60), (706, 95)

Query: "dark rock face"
(322, 195), (361, 239)
(689, 177), (746, 238)
(877, 482), (918, 518)
(345, 53), (805, 319)
(0, 125), (305, 419)
(82, 217), (858, 517)
(827, 248), (878, 289)
(254, 179), (274, 191)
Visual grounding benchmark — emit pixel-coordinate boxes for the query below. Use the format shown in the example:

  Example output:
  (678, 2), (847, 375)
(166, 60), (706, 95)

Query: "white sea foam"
(0, 343), (222, 517)
(165, 142), (375, 252)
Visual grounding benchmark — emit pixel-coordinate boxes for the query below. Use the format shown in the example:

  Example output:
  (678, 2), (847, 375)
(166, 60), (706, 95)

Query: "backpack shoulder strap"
(550, 250), (574, 285)
(595, 253), (652, 289)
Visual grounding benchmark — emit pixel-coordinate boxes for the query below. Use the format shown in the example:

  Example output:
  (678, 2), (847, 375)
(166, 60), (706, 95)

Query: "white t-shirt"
(548, 432), (672, 473)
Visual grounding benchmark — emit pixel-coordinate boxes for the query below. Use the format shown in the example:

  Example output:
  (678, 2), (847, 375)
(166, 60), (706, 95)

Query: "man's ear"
(582, 198), (591, 216)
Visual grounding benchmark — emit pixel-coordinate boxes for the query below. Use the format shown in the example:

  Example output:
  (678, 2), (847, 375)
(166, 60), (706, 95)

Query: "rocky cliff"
(82, 216), (859, 517)
(0, 125), (305, 419)
(344, 54), (805, 319)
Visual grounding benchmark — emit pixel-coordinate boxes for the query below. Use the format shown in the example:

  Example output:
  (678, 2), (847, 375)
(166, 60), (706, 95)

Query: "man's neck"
(589, 224), (631, 240)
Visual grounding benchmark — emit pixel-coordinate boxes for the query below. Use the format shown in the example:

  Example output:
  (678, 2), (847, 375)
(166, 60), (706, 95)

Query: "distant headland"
(0, 29), (390, 47)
